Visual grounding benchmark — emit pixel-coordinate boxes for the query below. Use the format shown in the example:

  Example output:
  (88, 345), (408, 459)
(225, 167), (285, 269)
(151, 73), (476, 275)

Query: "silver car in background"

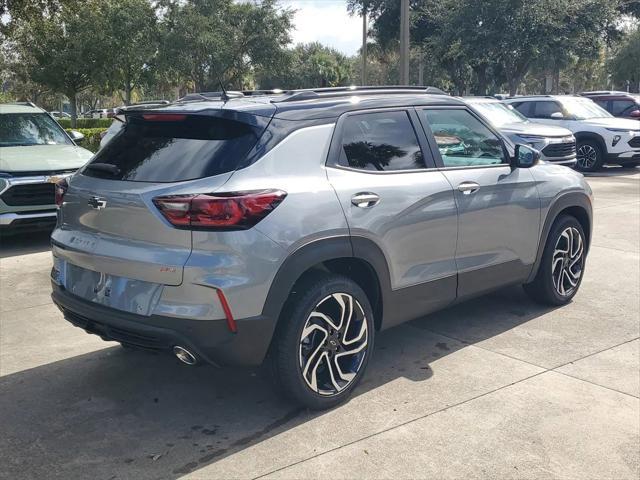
(465, 97), (577, 166)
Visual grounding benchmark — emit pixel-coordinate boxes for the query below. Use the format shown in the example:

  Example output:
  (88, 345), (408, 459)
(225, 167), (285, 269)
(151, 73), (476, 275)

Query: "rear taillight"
(153, 190), (287, 230)
(142, 113), (187, 122)
(55, 178), (68, 207)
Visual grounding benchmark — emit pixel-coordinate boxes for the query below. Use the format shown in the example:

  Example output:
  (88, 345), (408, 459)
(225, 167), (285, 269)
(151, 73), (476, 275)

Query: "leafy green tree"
(610, 26), (640, 91)
(101, 0), (159, 105)
(257, 42), (354, 89)
(158, 0), (292, 91)
(352, 0), (623, 95)
(11, 0), (107, 126)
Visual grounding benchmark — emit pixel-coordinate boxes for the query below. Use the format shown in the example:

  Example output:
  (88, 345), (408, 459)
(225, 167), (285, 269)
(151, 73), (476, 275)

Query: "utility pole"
(362, 7), (368, 86)
(399, 0), (410, 85)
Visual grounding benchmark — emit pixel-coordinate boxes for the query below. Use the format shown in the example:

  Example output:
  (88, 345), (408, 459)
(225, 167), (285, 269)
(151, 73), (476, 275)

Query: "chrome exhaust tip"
(173, 346), (197, 365)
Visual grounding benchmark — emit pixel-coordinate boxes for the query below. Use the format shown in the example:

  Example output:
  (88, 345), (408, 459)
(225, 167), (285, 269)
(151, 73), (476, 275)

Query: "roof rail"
(241, 89), (285, 96)
(272, 85), (448, 103)
(580, 90), (629, 96)
(177, 91), (244, 102)
(4, 101), (38, 108)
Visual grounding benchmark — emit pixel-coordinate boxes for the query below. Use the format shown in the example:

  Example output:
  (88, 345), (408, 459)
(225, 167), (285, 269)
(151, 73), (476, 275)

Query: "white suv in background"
(505, 95), (640, 171)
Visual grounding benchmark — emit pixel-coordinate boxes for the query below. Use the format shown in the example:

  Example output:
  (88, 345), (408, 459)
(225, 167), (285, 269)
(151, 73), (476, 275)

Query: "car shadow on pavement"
(0, 286), (556, 480)
(0, 229), (52, 258)
(582, 166), (639, 178)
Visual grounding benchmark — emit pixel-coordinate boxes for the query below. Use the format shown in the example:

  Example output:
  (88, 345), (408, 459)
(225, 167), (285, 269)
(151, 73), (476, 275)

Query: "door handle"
(457, 182), (480, 195)
(351, 192), (380, 208)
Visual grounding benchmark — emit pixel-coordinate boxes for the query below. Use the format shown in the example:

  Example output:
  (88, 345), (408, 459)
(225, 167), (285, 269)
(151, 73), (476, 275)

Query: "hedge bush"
(66, 128), (107, 153)
(58, 118), (113, 129)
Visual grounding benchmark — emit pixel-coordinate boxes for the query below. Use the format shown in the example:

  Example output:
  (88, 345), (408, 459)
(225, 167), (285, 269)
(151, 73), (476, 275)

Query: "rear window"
(83, 114), (261, 182)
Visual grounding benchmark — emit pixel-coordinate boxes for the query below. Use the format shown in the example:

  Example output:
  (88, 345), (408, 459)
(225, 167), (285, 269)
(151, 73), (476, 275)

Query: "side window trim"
(415, 105), (511, 170)
(408, 108), (439, 169)
(325, 107), (435, 173)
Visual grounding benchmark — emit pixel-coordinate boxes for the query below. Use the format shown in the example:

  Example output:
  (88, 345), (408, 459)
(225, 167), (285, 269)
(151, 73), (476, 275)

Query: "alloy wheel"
(552, 227), (584, 297)
(298, 293), (369, 396)
(576, 144), (598, 170)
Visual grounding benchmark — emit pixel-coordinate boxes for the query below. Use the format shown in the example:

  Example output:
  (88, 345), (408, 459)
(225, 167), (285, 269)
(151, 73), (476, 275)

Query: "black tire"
(524, 215), (586, 306)
(270, 272), (375, 410)
(575, 139), (604, 172)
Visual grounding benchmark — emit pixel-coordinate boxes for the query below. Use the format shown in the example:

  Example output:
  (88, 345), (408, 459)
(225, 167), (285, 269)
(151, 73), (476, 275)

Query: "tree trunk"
(474, 65), (488, 95)
(124, 82), (132, 105)
(508, 77), (519, 97)
(69, 92), (78, 129)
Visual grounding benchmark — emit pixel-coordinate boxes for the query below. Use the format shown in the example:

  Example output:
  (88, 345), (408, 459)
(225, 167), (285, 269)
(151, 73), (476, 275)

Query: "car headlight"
(606, 128), (638, 135)
(0, 178), (7, 194)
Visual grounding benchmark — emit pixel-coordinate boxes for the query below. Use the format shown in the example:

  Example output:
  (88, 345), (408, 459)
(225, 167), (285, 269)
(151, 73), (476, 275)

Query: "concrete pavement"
(0, 168), (638, 479)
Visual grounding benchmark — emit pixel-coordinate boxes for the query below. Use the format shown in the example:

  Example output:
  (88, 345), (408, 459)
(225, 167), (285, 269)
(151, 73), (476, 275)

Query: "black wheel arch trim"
(527, 191), (593, 284)
(574, 132), (607, 154)
(261, 236), (392, 337)
(261, 235), (456, 343)
(261, 236), (354, 342)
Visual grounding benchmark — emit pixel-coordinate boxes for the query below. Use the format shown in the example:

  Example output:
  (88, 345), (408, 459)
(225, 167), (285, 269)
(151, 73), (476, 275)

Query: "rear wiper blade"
(85, 163), (121, 175)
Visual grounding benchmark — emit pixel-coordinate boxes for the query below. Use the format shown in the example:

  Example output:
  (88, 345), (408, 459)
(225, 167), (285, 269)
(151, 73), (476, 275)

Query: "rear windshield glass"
(83, 114), (261, 182)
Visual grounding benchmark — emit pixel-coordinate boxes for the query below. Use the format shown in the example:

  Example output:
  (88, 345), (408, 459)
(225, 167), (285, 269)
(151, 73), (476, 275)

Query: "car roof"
(462, 96), (501, 103)
(582, 92), (640, 101)
(128, 86), (463, 121)
(581, 90), (629, 96)
(0, 103), (46, 114)
(504, 95), (590, 102)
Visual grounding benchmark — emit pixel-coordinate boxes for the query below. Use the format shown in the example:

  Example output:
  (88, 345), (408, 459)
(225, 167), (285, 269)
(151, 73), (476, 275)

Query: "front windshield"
(561, 98), (612, 120)
(471, 101), (528, 126)
(0, 113), (72, 147)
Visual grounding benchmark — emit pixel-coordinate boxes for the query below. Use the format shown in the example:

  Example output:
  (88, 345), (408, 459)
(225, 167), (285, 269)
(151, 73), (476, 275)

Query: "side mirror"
(550, 112), (564, 119)
(511, 144), (540, 169)
(629, 110), (640, 118)
(69, 130), (85, 142)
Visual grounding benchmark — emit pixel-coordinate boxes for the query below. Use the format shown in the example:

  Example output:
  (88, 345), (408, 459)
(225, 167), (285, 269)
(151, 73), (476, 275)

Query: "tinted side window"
(511, 102), (531, 117)
(83, 115), (260, 182)
(338, 111), (425, 171)
(593, 99), (610, 112)
(611, 100), (635, 116)
(419, 108), (507, 167)
(532, 101), (563, 119)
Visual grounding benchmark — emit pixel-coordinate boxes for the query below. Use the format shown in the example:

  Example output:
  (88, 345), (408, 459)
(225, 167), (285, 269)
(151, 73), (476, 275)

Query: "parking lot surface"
(1, 169), (638, 480)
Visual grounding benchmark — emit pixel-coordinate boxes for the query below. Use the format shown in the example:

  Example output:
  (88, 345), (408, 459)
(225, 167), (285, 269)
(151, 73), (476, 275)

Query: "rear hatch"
(52, 109), (271, 288)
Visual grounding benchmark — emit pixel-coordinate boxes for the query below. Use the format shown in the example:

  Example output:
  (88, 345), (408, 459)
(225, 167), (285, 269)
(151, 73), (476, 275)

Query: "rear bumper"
(51, 283), (275, 366)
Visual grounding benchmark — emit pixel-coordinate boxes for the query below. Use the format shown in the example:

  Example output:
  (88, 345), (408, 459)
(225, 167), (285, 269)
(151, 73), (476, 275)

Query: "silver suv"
(464, 97), (576, 166)
(51, 87), (593, 409)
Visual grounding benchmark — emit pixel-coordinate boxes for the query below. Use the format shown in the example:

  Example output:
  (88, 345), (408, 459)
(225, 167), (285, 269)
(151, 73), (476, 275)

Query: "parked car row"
(504, 95), (640, 171)
(1, 91), (638, 237)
